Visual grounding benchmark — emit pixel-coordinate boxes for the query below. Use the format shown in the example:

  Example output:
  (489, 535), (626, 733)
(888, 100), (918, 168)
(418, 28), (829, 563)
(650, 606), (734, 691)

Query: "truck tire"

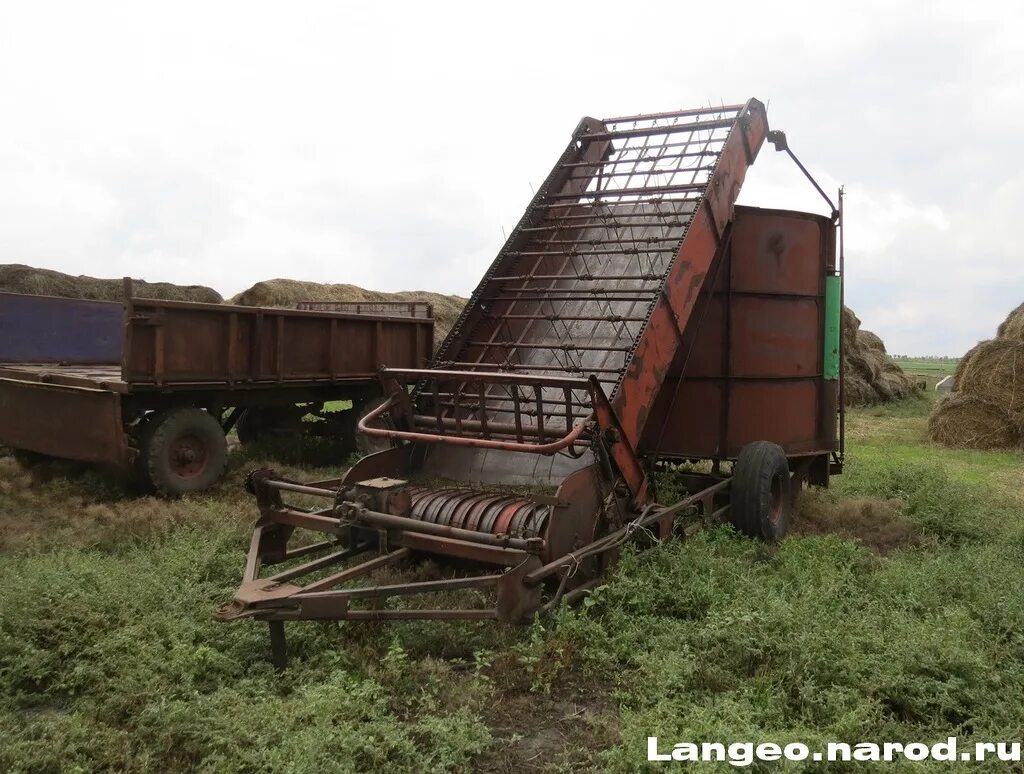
(729, 441), (791, 542)
(144, 408), (227, 497)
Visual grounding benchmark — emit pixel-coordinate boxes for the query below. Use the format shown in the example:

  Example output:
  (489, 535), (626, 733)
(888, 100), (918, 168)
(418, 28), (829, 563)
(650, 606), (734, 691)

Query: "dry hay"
(232, 278), (467, 341)
(953, 339), (987, 390)
(999, 303), (1024, 341)
(0, 263), (222, 304)
(791, 488), (919, 554)
(956, 338), (1024, 415)
(841, 306), (916, 406)
(927, 393), (1021, 451)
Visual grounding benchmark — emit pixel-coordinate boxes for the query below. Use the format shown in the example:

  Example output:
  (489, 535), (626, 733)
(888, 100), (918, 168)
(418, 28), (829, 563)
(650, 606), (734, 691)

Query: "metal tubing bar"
(482, 313), (648, 322)
(525, 478), (732, 584)
(301, 548), (412, 594)
(296, 574), (502, 601)
(263, 480), (337, 498)
(491, 274), (663, 282)
(383, 367), (591, 390)
(562, 164), (716, 182)
(580, 117), (734, 140)
(266, 544), (371, 584)
(545, 182), (708, 200)
(603, 104), (745, 123)
(558, 149), (720, 169)
(522, 219), (690, 232)
(411, 414), (575, 439)
(506, 247), (676, 258)
(344, 504), (539, 549)
(432, 362), (622, 378)
(485, 295), (657, 303)
(465, 340), (631, 353)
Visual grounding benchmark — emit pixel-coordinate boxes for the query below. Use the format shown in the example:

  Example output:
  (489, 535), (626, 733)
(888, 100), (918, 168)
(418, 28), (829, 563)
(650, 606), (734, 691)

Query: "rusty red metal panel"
(122, 300), (432, 385)
(643, 206), (836, 460)
(0, 378), (128, 466)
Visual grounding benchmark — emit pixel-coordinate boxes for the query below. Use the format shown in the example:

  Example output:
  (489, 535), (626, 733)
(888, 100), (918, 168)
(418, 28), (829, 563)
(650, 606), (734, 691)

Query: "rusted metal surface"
(123, 298), (432, 386)
(296, 300), (433, 319)
(642, 206), (838, 460)
(0, 378), (129, 465)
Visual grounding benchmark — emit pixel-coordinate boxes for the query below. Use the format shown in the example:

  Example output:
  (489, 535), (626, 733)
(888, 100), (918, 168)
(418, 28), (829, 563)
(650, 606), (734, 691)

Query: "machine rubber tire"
(729, 441), (791, 542)
(235, 406), (305, 445)
(144, 408), (227, 497)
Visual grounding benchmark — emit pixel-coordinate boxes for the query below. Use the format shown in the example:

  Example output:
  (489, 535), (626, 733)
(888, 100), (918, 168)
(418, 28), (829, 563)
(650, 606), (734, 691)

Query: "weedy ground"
(1, 390), (1023, 772)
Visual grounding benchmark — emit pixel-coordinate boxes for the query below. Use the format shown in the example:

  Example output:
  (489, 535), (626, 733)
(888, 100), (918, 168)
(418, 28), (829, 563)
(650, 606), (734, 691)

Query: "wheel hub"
(169, 434), (208, 479)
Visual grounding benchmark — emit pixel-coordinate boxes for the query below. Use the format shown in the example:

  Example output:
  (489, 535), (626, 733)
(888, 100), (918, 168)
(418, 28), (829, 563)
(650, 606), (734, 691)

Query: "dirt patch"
(476, 674), (619, 773)
(791, 488), (919, 553)
(0, 263), (222, 303)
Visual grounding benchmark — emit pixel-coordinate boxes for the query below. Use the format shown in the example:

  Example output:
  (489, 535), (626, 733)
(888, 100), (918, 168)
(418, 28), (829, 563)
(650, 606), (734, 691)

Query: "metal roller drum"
(406, 486), (551, 539)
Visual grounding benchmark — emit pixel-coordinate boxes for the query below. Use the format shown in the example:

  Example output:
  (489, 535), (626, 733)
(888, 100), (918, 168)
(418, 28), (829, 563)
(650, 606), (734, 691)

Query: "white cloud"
(0, 0), (1021, 353)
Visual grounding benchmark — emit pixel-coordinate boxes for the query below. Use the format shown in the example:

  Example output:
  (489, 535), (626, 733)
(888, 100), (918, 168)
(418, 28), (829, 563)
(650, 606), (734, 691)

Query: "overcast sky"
(1, 1), (1020, 355)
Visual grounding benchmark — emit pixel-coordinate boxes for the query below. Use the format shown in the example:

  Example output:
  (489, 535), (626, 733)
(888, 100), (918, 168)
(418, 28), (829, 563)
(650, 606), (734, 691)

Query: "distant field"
(892, 356), (959, 376)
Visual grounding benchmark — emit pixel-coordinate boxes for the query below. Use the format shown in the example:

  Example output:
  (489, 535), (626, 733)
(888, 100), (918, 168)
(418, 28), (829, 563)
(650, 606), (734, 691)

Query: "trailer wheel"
(144, 408), (227, 497)
(730, 441), (791, 542)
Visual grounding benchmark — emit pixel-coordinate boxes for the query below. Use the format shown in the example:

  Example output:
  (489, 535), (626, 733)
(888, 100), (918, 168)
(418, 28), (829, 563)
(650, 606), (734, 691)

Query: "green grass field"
(1, 393), (1022, 772)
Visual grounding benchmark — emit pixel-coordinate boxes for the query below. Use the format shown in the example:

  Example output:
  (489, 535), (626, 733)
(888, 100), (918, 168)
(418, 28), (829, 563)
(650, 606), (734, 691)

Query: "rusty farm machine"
(217, 99), (845, 666)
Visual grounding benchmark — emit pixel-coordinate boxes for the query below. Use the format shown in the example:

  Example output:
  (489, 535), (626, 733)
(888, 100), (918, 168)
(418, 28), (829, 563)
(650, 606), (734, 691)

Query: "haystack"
(998, 303), (1024, 341)
(232, 278), (467, 341)
(841, 306), (915, 406)
(956, 339), (1024, 415)
(0, 263), (222, 303)
(927, 393), (1021, 451)
(930, 300), (1024, 451)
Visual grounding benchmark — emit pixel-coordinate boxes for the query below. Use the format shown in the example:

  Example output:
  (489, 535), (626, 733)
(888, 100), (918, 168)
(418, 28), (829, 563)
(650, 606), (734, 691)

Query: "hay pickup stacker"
(218, 99), (846, 666)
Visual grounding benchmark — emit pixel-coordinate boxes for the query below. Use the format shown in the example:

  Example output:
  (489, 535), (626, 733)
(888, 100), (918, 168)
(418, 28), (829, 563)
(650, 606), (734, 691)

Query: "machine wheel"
(235, 406), (305, 445)
(729, 441), (791, 542)
(143, 408), (227, 497)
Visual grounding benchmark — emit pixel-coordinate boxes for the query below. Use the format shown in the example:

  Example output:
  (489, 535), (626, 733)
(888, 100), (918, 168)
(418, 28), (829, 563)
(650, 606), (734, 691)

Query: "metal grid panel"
(422, 105), (745, 440)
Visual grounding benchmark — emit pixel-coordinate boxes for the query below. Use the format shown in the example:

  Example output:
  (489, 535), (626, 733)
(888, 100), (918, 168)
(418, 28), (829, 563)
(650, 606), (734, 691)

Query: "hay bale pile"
(232, 278), (467, 341)
(997, 302), (1024, 341)
(842, 306), (916, 406)
(928, 302), (1024, 450)
(0, 264), (223, 303)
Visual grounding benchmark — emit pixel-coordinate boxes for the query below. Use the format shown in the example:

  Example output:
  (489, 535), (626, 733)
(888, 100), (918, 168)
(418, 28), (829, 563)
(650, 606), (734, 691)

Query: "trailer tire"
(144, 408), (227, 497)
(730, 441), (791, 542)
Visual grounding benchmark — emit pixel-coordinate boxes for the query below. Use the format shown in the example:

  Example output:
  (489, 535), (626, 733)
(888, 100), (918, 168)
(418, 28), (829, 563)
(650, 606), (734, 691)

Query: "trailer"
(218, 100), (845, 666)
(0, 287), (433, 495)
